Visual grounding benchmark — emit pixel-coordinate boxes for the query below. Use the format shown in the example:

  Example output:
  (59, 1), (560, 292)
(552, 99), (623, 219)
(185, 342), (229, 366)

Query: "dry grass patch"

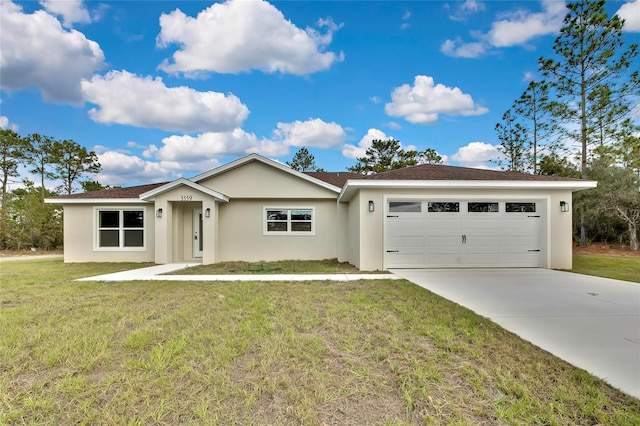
(168, 258), (385, 275)
(1, 259), (639, 425)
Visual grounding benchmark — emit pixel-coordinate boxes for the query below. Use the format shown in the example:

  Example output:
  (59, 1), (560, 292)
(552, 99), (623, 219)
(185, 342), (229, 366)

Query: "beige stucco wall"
(348, 187), (576, 271)
(346, 192), (361, 268)
(336, 202), (349, 263)
(62, 203), (155, 263)
(217, 199), (337, 262)
(199, 161), (337, 199)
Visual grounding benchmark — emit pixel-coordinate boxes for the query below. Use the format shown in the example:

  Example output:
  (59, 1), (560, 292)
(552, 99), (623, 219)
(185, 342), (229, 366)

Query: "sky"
(1, 0), (639, 189)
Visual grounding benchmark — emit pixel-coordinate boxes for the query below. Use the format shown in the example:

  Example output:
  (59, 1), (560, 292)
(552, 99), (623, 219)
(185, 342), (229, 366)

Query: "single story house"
(48, 153), (596, 270)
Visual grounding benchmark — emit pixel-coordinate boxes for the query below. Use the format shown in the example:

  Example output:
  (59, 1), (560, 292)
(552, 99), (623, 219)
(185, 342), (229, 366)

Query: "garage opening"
(385, 199), (543, 268)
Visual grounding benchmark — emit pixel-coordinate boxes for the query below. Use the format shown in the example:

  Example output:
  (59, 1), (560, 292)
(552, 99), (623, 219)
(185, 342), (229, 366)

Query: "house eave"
(338, 179), (598, 202)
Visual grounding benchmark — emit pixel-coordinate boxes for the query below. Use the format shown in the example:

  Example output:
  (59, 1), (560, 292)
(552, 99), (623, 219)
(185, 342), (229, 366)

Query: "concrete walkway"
(392, 268), (640, 399)
(76, 263), (400, 282)
(0, 254), (63, 262)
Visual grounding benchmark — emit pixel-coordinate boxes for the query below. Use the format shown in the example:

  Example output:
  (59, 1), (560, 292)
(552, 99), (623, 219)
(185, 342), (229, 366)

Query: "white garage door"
(385, 200), (542, 268)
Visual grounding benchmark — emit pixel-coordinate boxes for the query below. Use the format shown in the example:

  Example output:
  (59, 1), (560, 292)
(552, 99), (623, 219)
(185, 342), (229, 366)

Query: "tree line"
(2, 1), (637, 252)
(0, 129), (101, 250)
(493, 0), (639, 250)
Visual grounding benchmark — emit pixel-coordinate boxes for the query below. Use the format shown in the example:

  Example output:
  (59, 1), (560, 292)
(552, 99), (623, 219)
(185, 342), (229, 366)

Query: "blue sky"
(1, 0), (639, 189)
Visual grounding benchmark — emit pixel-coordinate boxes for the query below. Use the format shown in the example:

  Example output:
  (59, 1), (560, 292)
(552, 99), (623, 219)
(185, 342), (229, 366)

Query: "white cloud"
(40, 0), (91, 27)
(0, 116), (18, 131)
(441, 0), (566, 58)
(81, 70), (249, 133)
(273, 118), (346, 149)
(146, 129), (265, 164)
(400, 10), (411, 29)
(440, 38), (487, 58)
(385, 121), (402, 130)
(523, 71), (536, 82)
(450, 141), (500, 168)
(342, 128), (390, 159)
(617, 0), (640, 32)
(488, 0), (566, 47)
(449, 0), (485, 22)
(157, 0), (343, 76)
(385, 75), (488, 124)
(137, 117), (345, 170)
(0, 0), (105, 104)
(97, 151), (185, 186)
(370, 96), (382, 104)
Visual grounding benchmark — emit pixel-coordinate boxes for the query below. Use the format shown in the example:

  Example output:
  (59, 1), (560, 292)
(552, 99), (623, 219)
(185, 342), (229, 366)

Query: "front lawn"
(572, 253), (640, 283)
(2, 259), (639, 424)
(168, 258), (386, 275)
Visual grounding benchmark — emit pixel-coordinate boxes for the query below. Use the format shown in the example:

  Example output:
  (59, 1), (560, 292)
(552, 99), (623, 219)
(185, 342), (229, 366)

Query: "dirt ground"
(574, 243), (640, 258)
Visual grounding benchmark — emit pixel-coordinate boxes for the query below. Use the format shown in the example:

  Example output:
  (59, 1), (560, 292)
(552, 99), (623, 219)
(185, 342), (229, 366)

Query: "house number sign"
(180, 195), (193, 201)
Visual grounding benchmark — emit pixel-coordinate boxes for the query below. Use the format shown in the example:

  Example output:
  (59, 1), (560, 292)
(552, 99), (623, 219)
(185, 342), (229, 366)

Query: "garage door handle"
(387, 215), (399, 218)
(386, 250), (399, 253)
(462, 234), (467, 244)
(528, 249), (540, 252)
(528, 215), (540, 218)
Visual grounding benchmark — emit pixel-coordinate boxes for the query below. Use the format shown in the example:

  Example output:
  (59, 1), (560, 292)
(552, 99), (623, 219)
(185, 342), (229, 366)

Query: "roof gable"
(139, 178), (229, 202)
(190, 153), (340, 193)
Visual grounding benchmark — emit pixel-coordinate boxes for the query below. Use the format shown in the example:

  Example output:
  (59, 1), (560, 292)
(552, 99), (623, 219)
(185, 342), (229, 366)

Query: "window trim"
(94, 207), (147, 251)
(263, 206), (315, 236)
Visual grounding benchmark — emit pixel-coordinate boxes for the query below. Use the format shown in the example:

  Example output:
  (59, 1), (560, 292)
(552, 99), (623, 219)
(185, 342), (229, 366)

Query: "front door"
(193, 210), (203, 258)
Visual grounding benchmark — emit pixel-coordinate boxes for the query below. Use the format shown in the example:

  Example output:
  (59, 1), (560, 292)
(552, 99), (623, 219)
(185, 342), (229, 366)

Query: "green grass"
(2, 259), (639, 425)
(168, 258), (386, 275)
(572, 253), (640, 283)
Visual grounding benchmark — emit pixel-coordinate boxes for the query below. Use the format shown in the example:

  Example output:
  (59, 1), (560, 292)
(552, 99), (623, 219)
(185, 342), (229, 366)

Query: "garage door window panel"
(506, 202), (536, 213)
(428, 202), (459, 212)
(389, 201), (422, 213)
(468, 202), (499, 213)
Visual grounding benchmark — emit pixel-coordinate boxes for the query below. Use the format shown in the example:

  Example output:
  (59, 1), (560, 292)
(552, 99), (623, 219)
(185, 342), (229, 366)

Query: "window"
(468, 202), (499, 213)
(265, 208), (314, 234)
(389, 201), (422, 213)
(97, 209), (145, 249)
(506, 202), (536, 213)
(428, 202), (459, 212)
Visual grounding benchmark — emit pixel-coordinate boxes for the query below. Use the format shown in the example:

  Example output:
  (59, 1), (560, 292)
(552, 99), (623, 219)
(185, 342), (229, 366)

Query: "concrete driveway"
(391, 268), (640, 398)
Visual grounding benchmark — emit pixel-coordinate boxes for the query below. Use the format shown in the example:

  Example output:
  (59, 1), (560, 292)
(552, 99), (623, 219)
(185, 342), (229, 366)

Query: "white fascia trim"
(45, 198), (149, 204)
(139, 178), (229, 202)
(338, 179), (598, 202)
(189, 153), (341, 194)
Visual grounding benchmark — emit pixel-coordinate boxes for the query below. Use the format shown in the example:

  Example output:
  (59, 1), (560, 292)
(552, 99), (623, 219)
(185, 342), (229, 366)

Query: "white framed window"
(264, 207), (315, 235)
(95, 208), (146, 250)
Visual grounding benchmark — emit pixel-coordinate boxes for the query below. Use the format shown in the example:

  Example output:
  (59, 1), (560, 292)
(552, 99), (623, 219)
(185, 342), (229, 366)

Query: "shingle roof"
(53, 182), (168, 199)
(51, 164), (583, 201)
(361, 164), (581, 181)
(304, 171), (366, 187)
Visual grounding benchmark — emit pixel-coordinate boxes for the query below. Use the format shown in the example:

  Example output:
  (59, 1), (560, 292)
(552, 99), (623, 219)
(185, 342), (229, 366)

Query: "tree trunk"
(630, 222), (638, 251)
(580, 207), (586, 247)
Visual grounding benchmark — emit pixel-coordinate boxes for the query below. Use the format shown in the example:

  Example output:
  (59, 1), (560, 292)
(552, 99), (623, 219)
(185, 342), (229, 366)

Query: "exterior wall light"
(560, 201), (569, 213)
(368, 200), (375, 212)
(156, 208), (163, 218)
(205, 208), (211, 218)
